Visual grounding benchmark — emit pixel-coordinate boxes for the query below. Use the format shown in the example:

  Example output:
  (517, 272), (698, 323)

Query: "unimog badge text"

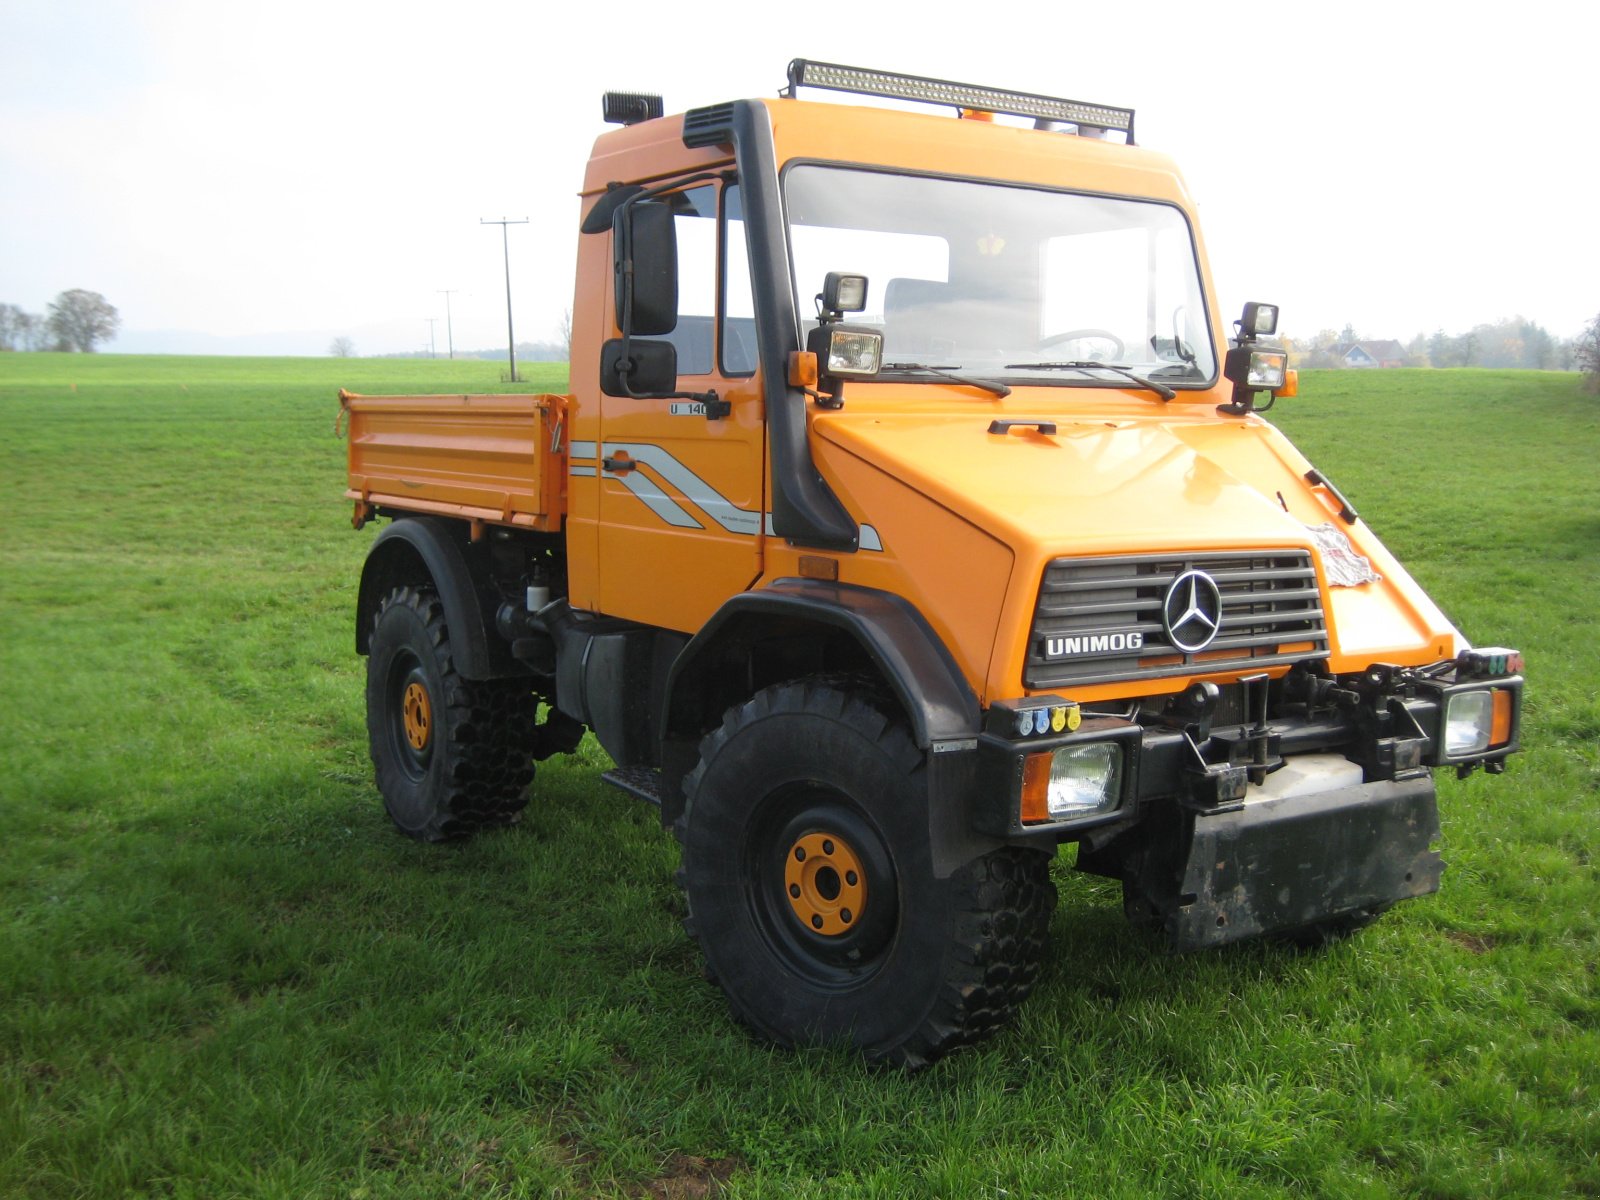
(1044, 632), (1145, 658)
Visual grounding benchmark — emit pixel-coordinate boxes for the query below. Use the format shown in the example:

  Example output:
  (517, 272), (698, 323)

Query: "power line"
(437, 289), (457, 360)
(480, 218), (528, 382)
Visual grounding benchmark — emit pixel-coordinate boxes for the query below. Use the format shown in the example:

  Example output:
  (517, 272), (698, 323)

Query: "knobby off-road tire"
(366, 585), (537, 841)
(676, 682), (1056, 1069)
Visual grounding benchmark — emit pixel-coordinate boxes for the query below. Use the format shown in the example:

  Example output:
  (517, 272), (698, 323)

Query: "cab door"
(593, 180), (766, 633)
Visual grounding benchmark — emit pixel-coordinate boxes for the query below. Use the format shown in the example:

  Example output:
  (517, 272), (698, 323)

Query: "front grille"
(1025, 550), (1327, 689)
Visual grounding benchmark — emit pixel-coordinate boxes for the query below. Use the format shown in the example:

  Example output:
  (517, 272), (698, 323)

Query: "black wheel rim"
(746, 785), (899, 987)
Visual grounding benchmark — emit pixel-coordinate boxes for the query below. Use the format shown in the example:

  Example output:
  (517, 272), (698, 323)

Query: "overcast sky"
(2, 0), (1596, 357)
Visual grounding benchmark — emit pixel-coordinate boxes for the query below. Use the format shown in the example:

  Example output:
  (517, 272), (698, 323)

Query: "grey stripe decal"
(603, 442), (762, 536)
(761, 512), (884, 552)
(576, 438), (882, 549)
(607, 467), (703, 529)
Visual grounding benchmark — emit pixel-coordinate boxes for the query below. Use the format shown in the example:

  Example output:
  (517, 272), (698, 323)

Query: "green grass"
(1, 357), (1596, 1198)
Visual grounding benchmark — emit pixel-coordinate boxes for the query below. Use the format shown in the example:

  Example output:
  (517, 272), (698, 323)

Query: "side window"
(721, 185), (758, 376)
(666, 184), (718, 376)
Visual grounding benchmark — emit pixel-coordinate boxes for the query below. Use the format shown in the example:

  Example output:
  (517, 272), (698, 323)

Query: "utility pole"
(437, 289), (457, 359)
(481, 218), (528, 382)
(425, 317), (439, 358)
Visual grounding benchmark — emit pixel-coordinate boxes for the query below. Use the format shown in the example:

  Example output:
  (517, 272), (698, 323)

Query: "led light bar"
(785, 59), (1135, 143)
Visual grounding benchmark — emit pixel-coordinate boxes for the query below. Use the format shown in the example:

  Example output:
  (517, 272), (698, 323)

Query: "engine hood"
(811, 407), (1461, 676)
(816, 410), (1315, 552)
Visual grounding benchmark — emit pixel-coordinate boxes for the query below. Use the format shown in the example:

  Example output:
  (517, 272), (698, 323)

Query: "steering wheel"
(1038, 328), (1125, 358)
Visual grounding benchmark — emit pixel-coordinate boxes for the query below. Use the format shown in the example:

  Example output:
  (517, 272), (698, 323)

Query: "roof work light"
(784, 59), (1136, 142)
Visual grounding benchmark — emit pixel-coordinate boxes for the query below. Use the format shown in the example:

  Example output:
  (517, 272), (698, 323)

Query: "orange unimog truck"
(340, 61), (1524, 1067)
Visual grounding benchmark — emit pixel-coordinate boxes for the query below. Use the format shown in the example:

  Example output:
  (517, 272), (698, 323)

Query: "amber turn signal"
(1020, 752), (1054, 824)
(1491, 688), (1514, 747)
(788, 350), (819, 388)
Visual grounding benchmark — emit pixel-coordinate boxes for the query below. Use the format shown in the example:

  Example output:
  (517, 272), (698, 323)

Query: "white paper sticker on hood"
(1306, 522), (1382, 587)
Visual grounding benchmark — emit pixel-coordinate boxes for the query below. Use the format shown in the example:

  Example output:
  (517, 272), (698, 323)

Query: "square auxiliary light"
(1226, 346), (1287, 390)
(1244, 349), (1287, 388)
(819, 327), (883, 378)
(823, 271), (868, 314)
(1241, 301), (1279, 337)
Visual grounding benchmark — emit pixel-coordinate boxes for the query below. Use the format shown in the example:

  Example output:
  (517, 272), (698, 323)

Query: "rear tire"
(366, 585), (536, 840)
(677, 682), (1055, 1068)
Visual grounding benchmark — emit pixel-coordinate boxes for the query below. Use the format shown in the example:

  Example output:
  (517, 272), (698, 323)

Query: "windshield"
(784, 164), (1216, 387)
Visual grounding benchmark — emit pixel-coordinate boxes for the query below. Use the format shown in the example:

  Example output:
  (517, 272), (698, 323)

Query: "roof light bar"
(784, 59), (1135, 143)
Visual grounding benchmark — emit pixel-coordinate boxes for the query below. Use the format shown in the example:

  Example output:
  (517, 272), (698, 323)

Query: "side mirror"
(613, 201), (677, 336)
(601, 338), (678, 397)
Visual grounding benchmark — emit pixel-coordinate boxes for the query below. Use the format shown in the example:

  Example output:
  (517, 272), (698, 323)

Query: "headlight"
(1445, 691), (1494, 756)
(1024, 742), (1123, 821)
(1244, 350), (1287, 389)
(1224, 344), (1288, 393)
(807, 323), (883, 380)
(823, 327), (883, 376)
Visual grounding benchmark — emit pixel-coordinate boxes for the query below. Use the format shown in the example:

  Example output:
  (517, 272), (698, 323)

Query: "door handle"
(602, 454), (635, 475)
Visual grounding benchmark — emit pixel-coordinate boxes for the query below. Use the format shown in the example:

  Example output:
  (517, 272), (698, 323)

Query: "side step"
(601, 766), (667, 807)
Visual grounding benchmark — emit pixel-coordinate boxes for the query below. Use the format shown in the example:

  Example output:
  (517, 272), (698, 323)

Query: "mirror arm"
(611, 354), (730, 419)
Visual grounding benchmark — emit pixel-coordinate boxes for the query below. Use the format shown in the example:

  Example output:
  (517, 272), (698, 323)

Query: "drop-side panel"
(341, 392), (567, 531)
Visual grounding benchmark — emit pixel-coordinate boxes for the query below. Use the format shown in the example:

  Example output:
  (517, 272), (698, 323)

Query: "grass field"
(1, 355), (1596, 1199)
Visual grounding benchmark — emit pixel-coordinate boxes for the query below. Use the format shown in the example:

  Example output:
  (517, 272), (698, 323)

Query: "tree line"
(0, 290), (120, 352)
(1294, 315), (1582, 371)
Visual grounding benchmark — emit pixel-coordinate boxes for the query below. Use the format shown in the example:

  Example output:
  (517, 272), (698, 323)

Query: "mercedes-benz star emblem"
(1163, 569), (1223, 654)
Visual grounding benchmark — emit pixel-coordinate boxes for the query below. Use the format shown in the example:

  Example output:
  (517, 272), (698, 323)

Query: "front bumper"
(969, 658), (1520, 948)
(1112, 774), (1443, 950)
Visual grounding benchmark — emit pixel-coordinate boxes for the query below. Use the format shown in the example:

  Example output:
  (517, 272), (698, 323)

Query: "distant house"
(1331, 340), (1407, 368)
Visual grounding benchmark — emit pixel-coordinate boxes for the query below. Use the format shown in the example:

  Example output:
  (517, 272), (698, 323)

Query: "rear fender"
(356, 517), (522, 680)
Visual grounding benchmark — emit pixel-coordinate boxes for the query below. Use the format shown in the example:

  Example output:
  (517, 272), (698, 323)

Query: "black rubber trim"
(356, 517), (510, 680)
(664, 579), (979, 750)
(728, 101), (859, 550)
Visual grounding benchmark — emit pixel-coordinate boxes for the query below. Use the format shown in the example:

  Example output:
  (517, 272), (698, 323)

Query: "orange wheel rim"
(402, 681), (432, 751)
(783, 831), (868, 937)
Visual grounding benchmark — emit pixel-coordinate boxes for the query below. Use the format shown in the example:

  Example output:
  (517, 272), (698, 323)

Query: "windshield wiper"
(1002, 360), (1176, 401)
(882, 362), (1012, 398)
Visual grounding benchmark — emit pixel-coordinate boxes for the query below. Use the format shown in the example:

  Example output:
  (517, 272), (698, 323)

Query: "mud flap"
(1101, 776), (1443, 951)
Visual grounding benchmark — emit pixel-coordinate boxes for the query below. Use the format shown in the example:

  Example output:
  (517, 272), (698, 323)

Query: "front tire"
(677, 682), (1055, 1068)
(366, 585), (536, 840)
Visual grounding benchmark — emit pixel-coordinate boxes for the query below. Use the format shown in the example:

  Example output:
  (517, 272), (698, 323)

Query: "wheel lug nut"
(822, 839), (834, 855)
(846, 871), (858, 886)
(841, 908), (853, 923)
(789, 884), (801, 898)
(811, 915), (823, 929)
(794, 847), (806, 861)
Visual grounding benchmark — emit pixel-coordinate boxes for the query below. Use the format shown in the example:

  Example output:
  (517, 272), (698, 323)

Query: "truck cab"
(341, 61), (1523, 1067)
